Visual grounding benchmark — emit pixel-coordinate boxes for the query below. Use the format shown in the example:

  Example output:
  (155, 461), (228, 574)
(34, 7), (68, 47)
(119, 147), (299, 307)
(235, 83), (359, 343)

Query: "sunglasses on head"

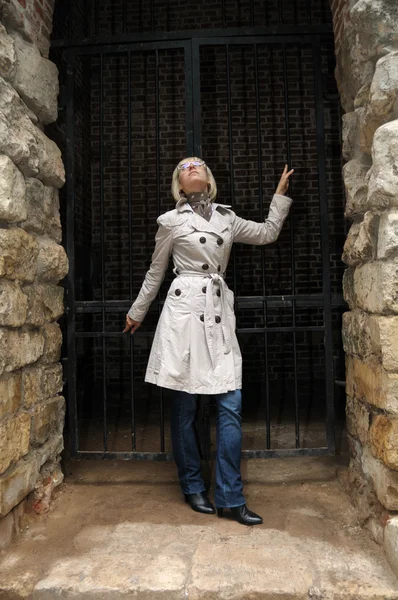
(177, 160), (206, 171)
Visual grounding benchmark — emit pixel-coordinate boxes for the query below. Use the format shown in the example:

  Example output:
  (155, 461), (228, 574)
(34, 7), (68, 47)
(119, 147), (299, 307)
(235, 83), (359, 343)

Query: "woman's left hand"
(275, 164), (294, 196)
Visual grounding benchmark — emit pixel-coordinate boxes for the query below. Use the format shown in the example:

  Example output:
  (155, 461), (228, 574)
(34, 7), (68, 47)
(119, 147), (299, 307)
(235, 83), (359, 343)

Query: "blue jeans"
(170, 390), (245, 508)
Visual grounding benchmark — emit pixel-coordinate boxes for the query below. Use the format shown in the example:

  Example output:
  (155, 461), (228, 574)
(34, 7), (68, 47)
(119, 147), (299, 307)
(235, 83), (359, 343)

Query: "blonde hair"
(171, 157), (217, 203)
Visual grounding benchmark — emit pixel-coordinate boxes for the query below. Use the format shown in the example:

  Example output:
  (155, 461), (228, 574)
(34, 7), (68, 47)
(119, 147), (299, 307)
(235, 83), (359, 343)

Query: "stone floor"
(1, 456), (398, 599)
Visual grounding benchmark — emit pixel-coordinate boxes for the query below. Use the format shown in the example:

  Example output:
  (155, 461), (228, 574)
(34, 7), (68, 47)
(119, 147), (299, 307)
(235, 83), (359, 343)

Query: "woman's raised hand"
(275, 164), (294, 196)
(123, 315), (141, 334)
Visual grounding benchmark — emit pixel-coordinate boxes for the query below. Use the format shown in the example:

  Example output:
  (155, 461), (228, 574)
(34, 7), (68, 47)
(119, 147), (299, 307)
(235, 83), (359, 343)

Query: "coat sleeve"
(232, 193), (293, 245)
(127, 215), (173, 322)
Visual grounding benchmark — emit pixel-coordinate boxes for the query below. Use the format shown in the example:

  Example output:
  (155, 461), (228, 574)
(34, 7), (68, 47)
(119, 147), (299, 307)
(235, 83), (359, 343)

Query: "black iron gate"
(55, 20), (344, 460)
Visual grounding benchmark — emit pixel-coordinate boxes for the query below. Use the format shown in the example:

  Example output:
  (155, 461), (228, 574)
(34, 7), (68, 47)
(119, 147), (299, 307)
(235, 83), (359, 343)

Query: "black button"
(217, 265), (221, 272)
(217, 237), (223, 246)
(215, 316), (221, 323)
(202, 263), (209, 270)
(200, 236), (206, 244)
(216, 289), (221, 297)
(175, 289), (181, 296)
(200, 314), (204, 322)
(202, 286), (207, 293)
(175, 268), (180, 274)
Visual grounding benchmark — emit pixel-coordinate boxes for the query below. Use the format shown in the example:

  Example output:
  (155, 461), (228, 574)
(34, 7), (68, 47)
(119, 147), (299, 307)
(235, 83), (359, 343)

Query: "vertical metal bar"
(312, 38), (335, 453)
(249, 0), (255, 27)
(185, 42), (194, 157)
(282, 43), (299, 448)
(307, 0), (312, 24)
(151, 0), (155, 31)
(94, 0), (99, 36)
(122, 0), (127, 34)
(99, 53), (108, 452)
(221, 0), (226, 28)
(192, 39), (202, 157)
(278, 0), (283, 25)
(254, 44), (271, 449)
(127, 51), (136, 451)
(226, 44), (237, 294)
(155, 49), (165, 453)
(65, 50), (78, 456)
(265, 0), (269, 26)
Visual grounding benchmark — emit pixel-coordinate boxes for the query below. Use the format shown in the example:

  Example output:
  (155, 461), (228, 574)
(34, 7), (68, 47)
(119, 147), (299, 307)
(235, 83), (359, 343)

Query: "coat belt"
(175, 270), (232, 368)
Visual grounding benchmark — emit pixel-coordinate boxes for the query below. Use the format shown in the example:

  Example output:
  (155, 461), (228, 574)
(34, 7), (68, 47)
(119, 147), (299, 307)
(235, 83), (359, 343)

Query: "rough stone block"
(0, 511), (14, 549)
(375, 316), (398, 371)
(40, 322), (62, 364)
(0, 22), (16, 81)
(360, 446), (398, 511)
(345, 395), (371, 444)
(0, 0), (53, 58)
(342, 212), (376, 266)
(31, 396), (65, 446)
(10, 32), (58, 124)
(0, 279), (27, 326)
(0, 412), (31, 473)
(343, 158), (371, 219)
(22, 363), (63, 408)
(368, 120), (398, 210)
(346, 356), (398, 414)
(342, 267), (357, 310)
(0, 227), (38, 282)
(384, 516), (398, 579)
(0, 154), (26, 223)
(21, 179), (62, 242)
(378, 209), (398, 260)
(342, 112), (359, 161)
(353, 260), (398, 314)
(342, 310), (379, 361)
(0, 329), (44, 377)
(369, 415), (398, 470)
(0, 77), (64, 187)
(360, 51), (398, 155)
(351, 0), (398, 64)
(0, 371), (21, 420)
(37, 239), (69, 282)
(0, 452), (38, 517)
(23, 283), (64, 326)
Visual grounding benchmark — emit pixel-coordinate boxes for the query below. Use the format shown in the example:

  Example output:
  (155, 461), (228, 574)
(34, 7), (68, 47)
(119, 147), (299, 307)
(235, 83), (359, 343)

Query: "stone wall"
(0, 0), (66, 548)
(330, 0), (398, 573)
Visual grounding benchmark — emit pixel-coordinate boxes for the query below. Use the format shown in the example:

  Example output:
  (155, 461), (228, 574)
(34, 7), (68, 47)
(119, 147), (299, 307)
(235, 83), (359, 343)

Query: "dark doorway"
(51, 0), (346, 460)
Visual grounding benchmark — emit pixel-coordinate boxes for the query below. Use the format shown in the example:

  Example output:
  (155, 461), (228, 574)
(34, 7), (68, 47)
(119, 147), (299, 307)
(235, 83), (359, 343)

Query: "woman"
(124, 158), (293, 525)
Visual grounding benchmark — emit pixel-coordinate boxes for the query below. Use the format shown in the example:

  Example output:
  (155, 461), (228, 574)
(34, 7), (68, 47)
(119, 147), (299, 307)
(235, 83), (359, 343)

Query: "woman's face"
(178, 158), (209, 195)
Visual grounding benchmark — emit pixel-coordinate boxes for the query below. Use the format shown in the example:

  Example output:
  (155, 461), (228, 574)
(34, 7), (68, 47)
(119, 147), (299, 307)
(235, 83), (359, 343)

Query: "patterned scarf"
(186, 191), (213, 221)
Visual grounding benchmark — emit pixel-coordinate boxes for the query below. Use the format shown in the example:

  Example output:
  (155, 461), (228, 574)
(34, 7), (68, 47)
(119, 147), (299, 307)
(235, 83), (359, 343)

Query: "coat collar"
(175, 199), (231, 234)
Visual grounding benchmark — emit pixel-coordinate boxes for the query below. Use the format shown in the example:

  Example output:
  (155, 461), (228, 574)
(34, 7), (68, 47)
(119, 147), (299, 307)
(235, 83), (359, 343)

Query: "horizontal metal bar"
(51, 24), (334, 49)
(73, 447), (332, 461)
(75, 325), (325, 338)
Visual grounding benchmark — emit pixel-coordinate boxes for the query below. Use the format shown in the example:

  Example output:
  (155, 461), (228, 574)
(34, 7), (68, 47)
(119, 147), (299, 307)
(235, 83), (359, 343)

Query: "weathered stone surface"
(350, 0), (398, 63)
(342, 212), (376, 266)
(21, 179), (62, 242)
(368, 120), (398, 210)
(30, 463), (64, 515)
(384, 516), (398, 579)
(343, 158), (371, 219)
(0, 154), (26, 223)
(346, 356), (398, 414)
(40, 322), (62, 364)
(354, 82), (371, 109)
(0, 23), (15, 81)
(0, 510), (14, 550)
(31, 396), (65, 446)
(10, 32), (58, 124)
(0, 452), (38, 517)
(23, 283), (64, 326)
(0, 412), (30, 473)
(0, 77), (65, 187)
(0, 371), (21, 420)
(22, 364), (63, 408)
(353, 260), (398, 314)
(0, 279), (27, 326)
(342, 267), (357, 310)
(376, 316), (398, 371)
(37, 239), (69, 282)
(0, 227), (38, 282)
(360, 446), (398, 511)
(0, 0), (54, 58)
(369, 415), (398, 470)
(361, 51), (398, 155)
(342, 310), (378, 361)
(342, 111), (359, 161)
(0, 329), (44, 377)
(378, 209), (398, 260)
(346, 396), (371, 444)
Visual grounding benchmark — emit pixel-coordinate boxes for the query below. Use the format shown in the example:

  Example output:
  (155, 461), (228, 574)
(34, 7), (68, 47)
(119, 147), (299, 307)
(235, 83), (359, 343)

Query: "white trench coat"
(127, 193), (293, 395)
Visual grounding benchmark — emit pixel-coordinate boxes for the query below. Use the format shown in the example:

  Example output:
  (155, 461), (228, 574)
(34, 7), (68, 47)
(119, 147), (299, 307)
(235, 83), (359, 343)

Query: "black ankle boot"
(184, 492), (215, 514)
(216, 504), (263, 525)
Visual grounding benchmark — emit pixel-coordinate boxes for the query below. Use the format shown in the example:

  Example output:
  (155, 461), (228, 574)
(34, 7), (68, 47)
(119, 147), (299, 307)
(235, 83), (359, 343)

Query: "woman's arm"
(232, 165), (294, 245)
(126, 215), (173, 323)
